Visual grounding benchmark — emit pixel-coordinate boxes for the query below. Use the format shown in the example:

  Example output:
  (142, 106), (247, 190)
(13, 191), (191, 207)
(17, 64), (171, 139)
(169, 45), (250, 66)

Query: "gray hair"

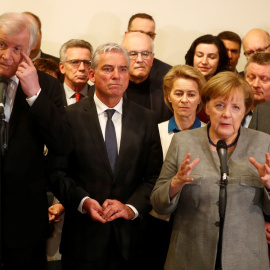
(244, 52), (270, 74)
(91, 43), (130, 71)
(0, 12), (38, 53)
(59, 39), (93, 63)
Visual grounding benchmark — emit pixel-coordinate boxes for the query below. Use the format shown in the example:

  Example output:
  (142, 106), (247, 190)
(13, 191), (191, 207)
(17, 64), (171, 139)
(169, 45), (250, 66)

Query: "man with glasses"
(243, 29), (270, 60)
(122, 32), (172, 123)
(125, 13), (171, 80)
(59, 39), (93, 106)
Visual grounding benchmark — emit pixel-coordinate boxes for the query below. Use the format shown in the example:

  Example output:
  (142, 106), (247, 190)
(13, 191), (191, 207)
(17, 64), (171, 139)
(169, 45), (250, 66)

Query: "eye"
(188, 93), (196, 97)
(120, 67), (128, 72)
(215, 103), (224, 110)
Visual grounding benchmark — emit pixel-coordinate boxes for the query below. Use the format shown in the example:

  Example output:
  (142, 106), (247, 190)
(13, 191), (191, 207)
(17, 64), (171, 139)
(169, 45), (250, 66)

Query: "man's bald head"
(243, 28), (270, 60)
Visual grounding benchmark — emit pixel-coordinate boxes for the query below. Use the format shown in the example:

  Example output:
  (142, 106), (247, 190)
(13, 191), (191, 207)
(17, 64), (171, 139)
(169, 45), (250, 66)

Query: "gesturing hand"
(249, 153), (270, 189)
(16, 52), (40, 98)
(169, 153), (200, 198)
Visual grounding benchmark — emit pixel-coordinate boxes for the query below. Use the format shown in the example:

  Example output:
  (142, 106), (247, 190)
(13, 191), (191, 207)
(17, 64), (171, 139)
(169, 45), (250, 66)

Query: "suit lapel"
(114, 99), (136, 177)
(8, 83), (29, 140)
(81, 97), (114, 177)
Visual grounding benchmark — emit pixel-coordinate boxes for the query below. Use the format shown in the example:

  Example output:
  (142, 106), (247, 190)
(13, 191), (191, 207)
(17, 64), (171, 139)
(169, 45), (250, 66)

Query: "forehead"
(130, 18), (155, 32)
(66, 47), (91, 59)
(245, 34), (269, 50)
(246, 62), (270, 76)
(221, 39), (240, 51)
(124, 35), (152, 51)
(195, 43), (218, 54)
(97, 51), (128, 67)
(211, 90), (245, 104)
(0, 27), (30, 50)
(172, 77), (199, 91)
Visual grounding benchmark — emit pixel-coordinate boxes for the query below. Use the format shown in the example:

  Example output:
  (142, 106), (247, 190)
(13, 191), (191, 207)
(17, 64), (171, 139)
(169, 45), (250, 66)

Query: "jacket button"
(216, 201), (219, 206)
(215, 221), (220, 227)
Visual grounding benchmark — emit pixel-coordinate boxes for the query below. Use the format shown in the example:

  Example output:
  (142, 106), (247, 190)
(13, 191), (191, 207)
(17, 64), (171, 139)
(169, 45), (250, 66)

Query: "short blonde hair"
(163, 65), (206, 112)
(201, 71), (254, 114)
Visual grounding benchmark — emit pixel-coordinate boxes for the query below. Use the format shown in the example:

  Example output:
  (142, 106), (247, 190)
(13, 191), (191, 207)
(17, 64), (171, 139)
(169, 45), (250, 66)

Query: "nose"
(180, 93), (188, 102)
(112, 68), (120, 79)
(78, 61), (85, 70)
(201, 55), (208, 64)
(227, 50), (232, 59)
(222, 106), (232, 118)
(252, 77), (261, 88)
(136, 52), (143, 62)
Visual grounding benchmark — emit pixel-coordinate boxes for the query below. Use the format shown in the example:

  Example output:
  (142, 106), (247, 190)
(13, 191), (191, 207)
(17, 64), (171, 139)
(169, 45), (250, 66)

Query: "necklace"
(207, 125), (240, 148)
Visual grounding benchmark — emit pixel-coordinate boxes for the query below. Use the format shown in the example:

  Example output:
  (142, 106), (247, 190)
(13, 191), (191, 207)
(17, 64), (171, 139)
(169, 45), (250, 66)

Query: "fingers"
(249, 157), (260, 170)
(102, 199), (122, 221)
(20, 52), (33, 66)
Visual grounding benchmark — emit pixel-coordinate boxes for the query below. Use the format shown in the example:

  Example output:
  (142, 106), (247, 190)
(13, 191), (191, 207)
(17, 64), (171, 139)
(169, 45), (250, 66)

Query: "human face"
(128, 18), (156, 40)
(205, 91), (246, 145)
(89, 52), (129, 106)
(0, 28), (30, 78)
(221, 39), (240, 72)
(168, 78), (200, 120)
(123, 34), (154, 84)
(243, 32), (270, 60)
(193, 43), (219, 81)
(245, 63), (270, 104)
(60, 47), (91, 91)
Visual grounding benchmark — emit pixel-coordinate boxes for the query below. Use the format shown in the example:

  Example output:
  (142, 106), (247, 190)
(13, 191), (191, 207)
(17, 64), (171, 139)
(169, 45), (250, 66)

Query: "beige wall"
(3, 0), (270, 71)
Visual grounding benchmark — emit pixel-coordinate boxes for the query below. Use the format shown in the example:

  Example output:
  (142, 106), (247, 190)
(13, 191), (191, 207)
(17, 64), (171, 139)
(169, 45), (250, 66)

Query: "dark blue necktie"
(105, 109), (118, 172)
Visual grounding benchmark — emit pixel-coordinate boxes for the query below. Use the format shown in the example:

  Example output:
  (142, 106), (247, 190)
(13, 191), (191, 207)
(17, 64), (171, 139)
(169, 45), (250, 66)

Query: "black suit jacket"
(150, 58), (172, 80)
(125, 76), (173, 123)
(48, 95), (163, 262)
(3, 71), (72, 249)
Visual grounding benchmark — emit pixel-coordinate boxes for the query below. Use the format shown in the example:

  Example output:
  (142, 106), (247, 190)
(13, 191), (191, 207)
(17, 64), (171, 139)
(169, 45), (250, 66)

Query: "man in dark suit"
(125, 13), (172, 80)
(59, 39), (93, 106)
(122, 32), (172, 123)
(23, 11), (60, 64)
(0, 12), (72, 270)
(48, 42), (163, 270)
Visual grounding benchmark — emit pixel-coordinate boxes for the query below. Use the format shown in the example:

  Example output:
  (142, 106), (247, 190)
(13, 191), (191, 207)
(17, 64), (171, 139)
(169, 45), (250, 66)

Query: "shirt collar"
(64, 83), (89, 99)
(168, 115), (201, 133)
(94, 92), (123, 115)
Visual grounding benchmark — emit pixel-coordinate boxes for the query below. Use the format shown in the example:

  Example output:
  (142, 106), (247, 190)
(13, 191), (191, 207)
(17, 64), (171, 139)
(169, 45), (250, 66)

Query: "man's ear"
(59, 62), (65, 75)
(89, 69), (95, 83)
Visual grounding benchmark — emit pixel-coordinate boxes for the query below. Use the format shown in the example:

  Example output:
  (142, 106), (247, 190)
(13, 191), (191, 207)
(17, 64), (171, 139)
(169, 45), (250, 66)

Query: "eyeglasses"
(128, 51), (153, 60)
(65, 59), (92, 68)
(129, 30), (156, 39)
(244, 44), (270, 57)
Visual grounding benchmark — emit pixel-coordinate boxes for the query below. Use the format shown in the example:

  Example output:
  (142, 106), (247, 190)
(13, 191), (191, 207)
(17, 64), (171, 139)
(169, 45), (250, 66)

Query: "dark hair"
(127, 13), (155, 31)
(185, 34), (229, 76)
(217, 31), (241, 47)
(33, 58), (60, 79)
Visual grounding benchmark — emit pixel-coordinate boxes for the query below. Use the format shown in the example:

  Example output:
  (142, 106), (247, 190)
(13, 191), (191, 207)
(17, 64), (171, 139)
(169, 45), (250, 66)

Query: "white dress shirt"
(63, 83), (89, 106)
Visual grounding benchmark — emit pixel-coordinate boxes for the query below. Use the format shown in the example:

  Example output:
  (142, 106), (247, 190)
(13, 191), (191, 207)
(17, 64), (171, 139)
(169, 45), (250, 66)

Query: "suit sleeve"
(29, 71), (72, 155)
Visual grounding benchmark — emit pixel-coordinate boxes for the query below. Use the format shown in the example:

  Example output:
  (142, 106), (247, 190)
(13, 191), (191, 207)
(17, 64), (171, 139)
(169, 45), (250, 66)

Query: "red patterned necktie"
(75, 92), (82, 102)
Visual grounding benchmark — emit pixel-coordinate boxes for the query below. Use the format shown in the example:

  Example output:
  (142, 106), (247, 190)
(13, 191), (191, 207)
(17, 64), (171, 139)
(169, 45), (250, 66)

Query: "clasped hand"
(83, 198), (135, 224)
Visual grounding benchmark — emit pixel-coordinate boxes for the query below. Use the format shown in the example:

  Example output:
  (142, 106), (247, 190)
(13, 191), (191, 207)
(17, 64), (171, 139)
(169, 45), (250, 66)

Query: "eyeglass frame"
(65, 59), (92, 68)
(127, 50), (153, 60)
(244, 44), (270, 57)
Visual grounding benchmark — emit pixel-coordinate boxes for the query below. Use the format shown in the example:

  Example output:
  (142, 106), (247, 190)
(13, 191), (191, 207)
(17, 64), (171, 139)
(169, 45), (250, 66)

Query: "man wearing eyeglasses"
(125, 13), (172, 81)
(59, 39), (93, 106)
(122, 32), (172, 123)
(243, 29), (270, 60)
